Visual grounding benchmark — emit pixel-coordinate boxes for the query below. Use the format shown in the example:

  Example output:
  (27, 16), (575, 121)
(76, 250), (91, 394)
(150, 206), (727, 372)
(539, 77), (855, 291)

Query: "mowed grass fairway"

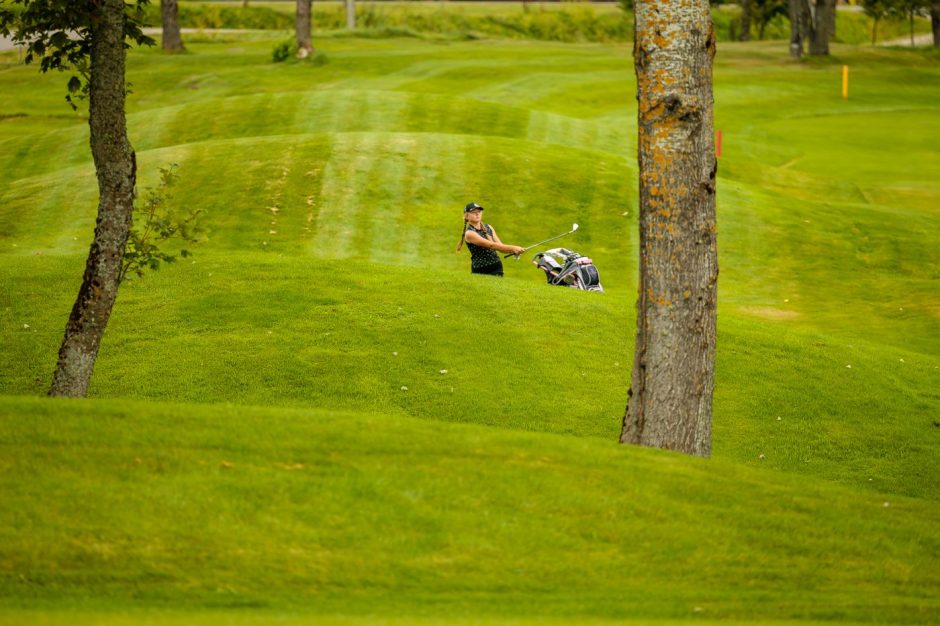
(0, 29), (939, 626)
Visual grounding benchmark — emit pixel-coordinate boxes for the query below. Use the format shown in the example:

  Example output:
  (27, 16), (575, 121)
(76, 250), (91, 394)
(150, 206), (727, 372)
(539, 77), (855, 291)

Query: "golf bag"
(532, 248), (604, 293)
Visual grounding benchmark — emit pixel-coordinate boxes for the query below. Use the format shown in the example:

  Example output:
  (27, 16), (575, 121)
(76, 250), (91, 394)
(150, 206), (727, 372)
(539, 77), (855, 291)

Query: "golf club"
(505, 223), (579, 259)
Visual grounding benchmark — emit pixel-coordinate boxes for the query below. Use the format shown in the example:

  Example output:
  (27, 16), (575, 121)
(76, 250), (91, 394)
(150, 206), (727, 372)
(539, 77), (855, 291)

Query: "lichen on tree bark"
(49, 0), (137, 397)
(621, 0), (718, 458)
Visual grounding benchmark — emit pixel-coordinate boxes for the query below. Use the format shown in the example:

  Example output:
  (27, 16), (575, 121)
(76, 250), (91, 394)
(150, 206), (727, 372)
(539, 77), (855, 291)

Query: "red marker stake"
(716, 129), (723, 158)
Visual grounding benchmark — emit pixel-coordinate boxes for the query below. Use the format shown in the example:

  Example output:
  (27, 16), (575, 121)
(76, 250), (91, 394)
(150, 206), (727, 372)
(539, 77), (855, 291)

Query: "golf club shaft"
(504, 228), (577, 259)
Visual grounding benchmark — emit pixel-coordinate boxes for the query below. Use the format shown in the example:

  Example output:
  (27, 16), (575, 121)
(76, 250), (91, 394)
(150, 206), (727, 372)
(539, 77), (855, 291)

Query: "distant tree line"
(624, 0), (938, 51)
(687, 0), (938, 52)
(154, 0), (938, 49)
(782, 0), (934, 56)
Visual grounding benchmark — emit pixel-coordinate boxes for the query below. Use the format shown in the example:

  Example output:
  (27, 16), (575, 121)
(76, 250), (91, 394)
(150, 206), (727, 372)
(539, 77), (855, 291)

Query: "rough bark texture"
(49, 0), (136, 397)
(740, 0), (752, 41)
(806, 0), (833, 55)
(789, 0), (803, 58)
(346, 0), (356, 29)
(933, 1), (940, 46)
(621, 0), (718, 458)
(830, 0), (837, 40)
(296, 0), (313, 57)
(161, 0), (184, 52)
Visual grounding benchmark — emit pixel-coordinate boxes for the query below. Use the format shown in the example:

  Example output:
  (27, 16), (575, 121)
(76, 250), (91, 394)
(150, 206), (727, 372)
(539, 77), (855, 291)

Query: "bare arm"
(464, 229), (525, 255)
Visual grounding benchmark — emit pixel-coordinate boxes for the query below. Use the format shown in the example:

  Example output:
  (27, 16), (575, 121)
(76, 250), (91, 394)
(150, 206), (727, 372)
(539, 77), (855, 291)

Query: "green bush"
(271, 38), (296, 62)
(271, 40), (329, 64)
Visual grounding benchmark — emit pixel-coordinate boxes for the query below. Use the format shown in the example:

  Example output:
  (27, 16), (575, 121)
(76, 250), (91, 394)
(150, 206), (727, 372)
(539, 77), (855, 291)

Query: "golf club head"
(571, 223), (579, 232)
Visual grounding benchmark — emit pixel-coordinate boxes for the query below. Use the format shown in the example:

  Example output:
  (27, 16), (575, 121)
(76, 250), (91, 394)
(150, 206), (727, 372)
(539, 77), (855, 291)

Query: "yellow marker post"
(842, 65), (849, 100)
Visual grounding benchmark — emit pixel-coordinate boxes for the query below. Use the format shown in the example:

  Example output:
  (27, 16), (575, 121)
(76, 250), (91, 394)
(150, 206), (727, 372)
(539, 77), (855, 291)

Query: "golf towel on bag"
(466, 224), (503, 275)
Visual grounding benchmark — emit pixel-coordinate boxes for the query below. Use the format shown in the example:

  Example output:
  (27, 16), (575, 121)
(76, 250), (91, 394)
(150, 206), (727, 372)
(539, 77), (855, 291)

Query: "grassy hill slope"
(1, 39), (937, 349)
(0, 31), (938, 624)
(0, 396), (937, 622)
(2, 254), (938, 502)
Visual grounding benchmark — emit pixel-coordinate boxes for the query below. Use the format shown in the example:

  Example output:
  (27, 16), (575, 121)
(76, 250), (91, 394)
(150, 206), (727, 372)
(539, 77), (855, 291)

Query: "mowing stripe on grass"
(313, 133), (376, 258)
(0, 395), (937, 619)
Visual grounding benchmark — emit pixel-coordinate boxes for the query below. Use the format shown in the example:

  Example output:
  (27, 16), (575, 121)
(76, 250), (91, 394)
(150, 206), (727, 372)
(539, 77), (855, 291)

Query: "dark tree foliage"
(862, 0), (892, 43)
(754, 0), (788, 39)
(121, 165), (203, 282)
(891, 0), (930, 44)
(0, 0), (153, 107)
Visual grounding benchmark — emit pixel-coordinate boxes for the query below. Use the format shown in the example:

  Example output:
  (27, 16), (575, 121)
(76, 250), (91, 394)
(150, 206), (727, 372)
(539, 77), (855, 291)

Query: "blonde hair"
(455, 218), (469, 252)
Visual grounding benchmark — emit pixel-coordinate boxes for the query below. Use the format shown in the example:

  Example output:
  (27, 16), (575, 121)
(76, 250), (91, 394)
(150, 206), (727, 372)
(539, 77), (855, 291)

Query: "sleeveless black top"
(465, 224), (502, 271)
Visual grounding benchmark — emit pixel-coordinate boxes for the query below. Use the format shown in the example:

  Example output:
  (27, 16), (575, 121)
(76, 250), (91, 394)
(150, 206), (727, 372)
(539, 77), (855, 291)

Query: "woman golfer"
(456, 202), (525, 277)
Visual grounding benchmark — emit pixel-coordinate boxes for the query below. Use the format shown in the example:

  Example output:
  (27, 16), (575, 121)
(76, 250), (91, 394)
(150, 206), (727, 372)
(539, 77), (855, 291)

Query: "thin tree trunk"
(621, 0), (718, 458)
(740, 0), (752, 41)
(346, 0), (356, 29)
(830, 0), (837, 41)
(161, 0), (184, 52)
(872, 15), (879, 45)
(296, 0), (313, 58)
(933, 1), (940, 46)
(49, 0), (136, 397)
(910, 9), (915, 46)
(801, 0), (813, 51)
(789, 0), (803, 57)
(808, 0), (833, 55)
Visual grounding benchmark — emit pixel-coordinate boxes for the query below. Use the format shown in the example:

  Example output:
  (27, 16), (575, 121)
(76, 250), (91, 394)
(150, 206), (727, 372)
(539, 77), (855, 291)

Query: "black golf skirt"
(472, 261), (504, 277)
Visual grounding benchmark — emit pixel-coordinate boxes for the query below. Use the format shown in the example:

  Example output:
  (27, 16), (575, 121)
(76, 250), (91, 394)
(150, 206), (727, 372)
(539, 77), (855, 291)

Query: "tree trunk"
(296, 0), (313, 58)
(807, 0), (833, 55)
(621, 0), (718, 458)
(830, 0), (837, 41)
(49, 0), (136, 397)
(740, 0), (752, 41)
(933, 1), (940, 46)
(161, 0), (184, 52)
(346, 0), (356, 29)
(909, 8), (915, 46)
(801, 0), (813, 51)
(789, 0), (803, 57)
(872, 15), (879, 45)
